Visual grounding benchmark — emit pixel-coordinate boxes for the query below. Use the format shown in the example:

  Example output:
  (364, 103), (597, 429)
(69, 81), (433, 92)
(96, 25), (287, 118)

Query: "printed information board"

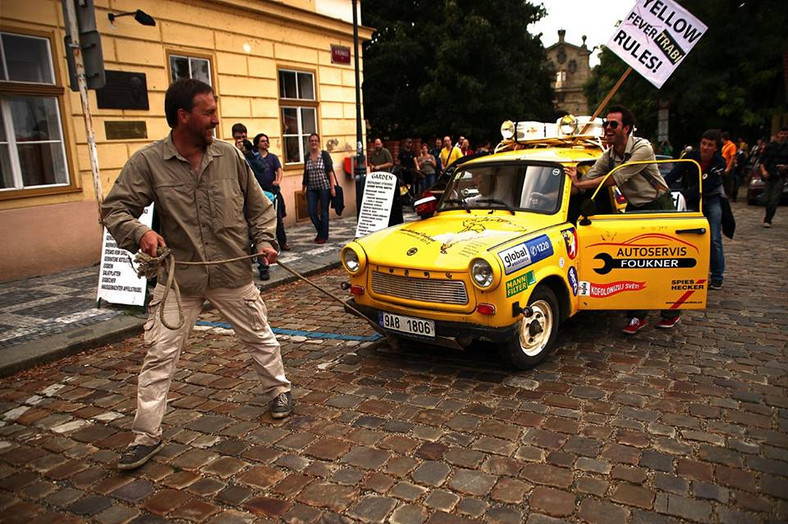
(355, 172), (397, 237)
(96, 204), (154, 306)
(606, 0), (707, 88)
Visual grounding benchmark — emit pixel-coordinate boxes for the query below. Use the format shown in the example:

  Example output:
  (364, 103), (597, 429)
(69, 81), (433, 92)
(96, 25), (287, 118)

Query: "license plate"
(379, 312), (435, 338)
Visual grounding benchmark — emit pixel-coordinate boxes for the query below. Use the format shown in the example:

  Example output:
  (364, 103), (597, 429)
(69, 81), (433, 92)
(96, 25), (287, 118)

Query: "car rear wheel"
(498, 286), (559, 370)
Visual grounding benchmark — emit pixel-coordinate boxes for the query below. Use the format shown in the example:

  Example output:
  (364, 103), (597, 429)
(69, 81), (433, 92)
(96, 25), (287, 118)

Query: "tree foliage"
(584, 0), (787, 149)
(362, 0), (553, 142)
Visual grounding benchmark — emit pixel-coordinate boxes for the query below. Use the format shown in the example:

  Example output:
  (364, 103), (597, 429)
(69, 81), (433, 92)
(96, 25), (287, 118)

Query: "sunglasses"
(602, 120), (620, 129)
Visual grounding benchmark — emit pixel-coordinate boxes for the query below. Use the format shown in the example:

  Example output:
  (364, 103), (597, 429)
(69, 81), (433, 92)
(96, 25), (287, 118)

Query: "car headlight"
(342, 247), (361, 274)
(470, 258), (494, 288)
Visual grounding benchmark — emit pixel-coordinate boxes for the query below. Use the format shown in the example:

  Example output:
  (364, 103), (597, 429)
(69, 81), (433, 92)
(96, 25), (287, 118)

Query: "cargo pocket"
(143, 296), (162, 347)
(242, 287), (268, 332)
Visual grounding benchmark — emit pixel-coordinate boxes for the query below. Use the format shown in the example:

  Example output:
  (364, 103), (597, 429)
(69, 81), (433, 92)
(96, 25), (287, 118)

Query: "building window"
(169, 54), (212, 85)
(555, 70), (567, 88)
(0, 32), (70, 193)
(279, 69), (317, 164)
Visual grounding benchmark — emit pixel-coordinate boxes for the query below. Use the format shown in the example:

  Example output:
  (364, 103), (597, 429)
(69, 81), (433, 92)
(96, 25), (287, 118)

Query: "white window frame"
(168, 54), (212, 85)
(0, 31), (70, 193)
(279, 69), (317, 165)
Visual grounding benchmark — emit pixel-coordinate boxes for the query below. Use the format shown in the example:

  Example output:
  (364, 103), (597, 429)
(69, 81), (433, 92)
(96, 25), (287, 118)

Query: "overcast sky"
(530, 0), (636, 67)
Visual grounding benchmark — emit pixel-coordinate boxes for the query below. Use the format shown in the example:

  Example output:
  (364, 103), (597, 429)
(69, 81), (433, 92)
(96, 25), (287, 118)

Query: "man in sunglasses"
(566, 105), (678, 335)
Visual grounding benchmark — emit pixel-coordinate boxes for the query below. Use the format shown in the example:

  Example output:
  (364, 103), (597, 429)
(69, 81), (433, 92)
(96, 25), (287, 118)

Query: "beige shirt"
(102, 134), (277, 294)
(585, 135), (667, 207)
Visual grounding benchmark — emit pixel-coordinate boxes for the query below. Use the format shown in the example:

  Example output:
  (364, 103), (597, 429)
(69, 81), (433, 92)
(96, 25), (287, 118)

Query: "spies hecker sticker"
(499, 235), (554, 275)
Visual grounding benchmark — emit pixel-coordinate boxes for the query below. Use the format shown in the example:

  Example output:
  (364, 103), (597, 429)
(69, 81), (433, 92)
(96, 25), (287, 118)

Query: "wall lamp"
(108, 9), (156, 26)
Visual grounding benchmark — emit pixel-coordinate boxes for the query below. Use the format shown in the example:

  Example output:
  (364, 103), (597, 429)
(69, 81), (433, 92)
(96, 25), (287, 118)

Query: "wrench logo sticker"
(593, 253), (697, 275)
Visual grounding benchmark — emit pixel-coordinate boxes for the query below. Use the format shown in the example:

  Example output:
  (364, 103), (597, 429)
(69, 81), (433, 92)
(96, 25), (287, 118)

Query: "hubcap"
(518, 299), (553, 357)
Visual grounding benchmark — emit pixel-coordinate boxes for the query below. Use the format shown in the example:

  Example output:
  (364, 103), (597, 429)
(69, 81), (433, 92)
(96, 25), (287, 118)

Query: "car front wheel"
(498, 286), (559, 369)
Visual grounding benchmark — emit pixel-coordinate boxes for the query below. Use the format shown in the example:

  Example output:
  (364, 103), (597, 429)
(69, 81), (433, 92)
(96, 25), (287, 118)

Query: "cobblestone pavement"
(0, 201), (785, 523)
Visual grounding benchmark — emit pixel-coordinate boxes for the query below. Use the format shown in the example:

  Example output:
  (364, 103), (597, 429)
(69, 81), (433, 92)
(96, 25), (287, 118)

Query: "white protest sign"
(97, 204), (154, 306)
(606, 0), (707, 88)
(356, 172), (397, 237)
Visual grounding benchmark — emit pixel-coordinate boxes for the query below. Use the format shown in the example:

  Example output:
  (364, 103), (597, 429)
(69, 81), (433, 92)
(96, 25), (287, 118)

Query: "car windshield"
(439, 163), (564, 213)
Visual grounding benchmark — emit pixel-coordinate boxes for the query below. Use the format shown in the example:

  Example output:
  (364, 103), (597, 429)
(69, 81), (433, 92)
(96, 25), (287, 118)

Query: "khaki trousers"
(132, 282), (290, 446)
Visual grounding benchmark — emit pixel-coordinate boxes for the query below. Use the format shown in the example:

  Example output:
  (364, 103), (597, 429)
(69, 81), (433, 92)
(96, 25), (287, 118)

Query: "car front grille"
(371, 271), (469, 305)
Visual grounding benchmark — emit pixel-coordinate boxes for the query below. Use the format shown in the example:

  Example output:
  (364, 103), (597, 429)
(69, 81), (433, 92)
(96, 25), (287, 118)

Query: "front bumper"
(346, 299), (517, 345)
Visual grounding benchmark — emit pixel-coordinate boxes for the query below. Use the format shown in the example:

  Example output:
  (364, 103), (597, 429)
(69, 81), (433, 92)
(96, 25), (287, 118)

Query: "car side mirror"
(579, 198), (596, 225)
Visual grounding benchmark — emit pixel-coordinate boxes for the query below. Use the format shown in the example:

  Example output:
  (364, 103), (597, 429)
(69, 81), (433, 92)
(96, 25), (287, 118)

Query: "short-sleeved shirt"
(440, 146), (463, 168)
(254, 151), (282, 187)
(721, 141), (736, 170)
(585, 135), (667, 207)
(369, 147), (393, 172)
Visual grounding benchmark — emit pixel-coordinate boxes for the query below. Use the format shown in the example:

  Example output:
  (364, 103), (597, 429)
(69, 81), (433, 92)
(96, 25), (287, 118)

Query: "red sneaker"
(621, 317), (648, 335)
(656, 316), (681, 329)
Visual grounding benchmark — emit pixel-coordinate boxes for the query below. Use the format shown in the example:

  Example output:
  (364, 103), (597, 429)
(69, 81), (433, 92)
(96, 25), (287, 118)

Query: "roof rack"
(495, 115), (604, 153)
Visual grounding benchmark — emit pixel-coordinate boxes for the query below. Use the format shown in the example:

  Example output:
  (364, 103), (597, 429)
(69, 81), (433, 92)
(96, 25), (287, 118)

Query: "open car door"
(575, 159), (710, 311)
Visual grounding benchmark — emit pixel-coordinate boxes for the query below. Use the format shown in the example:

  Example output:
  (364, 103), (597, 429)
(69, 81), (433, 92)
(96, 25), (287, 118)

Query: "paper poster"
(606, 0), (707, 88)
(96, 204), (154, 306)
(355, 172), (397, 237)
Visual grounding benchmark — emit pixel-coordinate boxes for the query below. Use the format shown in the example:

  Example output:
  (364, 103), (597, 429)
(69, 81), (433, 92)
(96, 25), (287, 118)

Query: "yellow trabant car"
(341, 117), (709, 369)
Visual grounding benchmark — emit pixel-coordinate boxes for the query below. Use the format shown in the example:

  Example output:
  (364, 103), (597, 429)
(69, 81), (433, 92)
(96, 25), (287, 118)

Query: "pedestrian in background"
(103, 79), (293, 470)
(430, 137), (443, 172)
(760, 127), (788, 228)
(440, 135), (462, 171)
(252, 133), (289, 253)
(721, 132), (736, 197)
(417, 142), (437, 192)
(368, 138), (393, 173)
(665, 129), (727, 290)
(302, 133), (337, 243)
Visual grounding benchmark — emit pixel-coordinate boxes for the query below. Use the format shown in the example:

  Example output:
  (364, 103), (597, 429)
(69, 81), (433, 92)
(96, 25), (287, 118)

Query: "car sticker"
(498, 234), (553, 275)
(669, 278), (706, 308)
(568, 267), (578, 296)
(578, 280), (646, 298)
(561, 227), (578, 260)
(559, 257), (565, 268)
(505, 270), (536, 298)
(587, 233), (699, 253)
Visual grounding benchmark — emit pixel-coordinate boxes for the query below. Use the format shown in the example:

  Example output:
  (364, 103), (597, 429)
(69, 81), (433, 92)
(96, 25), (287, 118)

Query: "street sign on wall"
(606, 0), (707, 89)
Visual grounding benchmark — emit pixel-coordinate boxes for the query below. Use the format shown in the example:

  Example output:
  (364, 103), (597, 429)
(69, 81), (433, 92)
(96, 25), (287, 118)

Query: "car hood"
(354, 212), (551, 270)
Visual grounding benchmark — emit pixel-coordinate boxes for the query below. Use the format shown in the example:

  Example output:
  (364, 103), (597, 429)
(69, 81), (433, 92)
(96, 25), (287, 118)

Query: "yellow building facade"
(0, 0), (371, 280)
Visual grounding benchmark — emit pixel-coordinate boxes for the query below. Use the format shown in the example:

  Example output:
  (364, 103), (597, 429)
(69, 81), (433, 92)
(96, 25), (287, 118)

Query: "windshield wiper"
(442, 198), (471, 213)
(475, 199), (516, 215)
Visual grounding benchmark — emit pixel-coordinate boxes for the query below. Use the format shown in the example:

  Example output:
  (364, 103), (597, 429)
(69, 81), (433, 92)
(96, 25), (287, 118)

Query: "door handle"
(675, 228), (706, 235)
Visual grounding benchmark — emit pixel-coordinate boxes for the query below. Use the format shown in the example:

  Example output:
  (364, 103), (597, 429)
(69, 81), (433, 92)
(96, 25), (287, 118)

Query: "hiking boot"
(656, 316), (681, 329)
(271, 391), (293, 419)
(259, 266), (270, 281)
(117, 441), (163, 470)
(621, 317), (647, 335)
(709, 280), (723, 290)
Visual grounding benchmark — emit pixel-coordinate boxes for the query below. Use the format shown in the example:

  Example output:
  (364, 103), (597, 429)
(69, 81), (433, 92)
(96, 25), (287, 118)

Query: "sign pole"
(580, 66), (632, 134)
(63, 0), (104, 220)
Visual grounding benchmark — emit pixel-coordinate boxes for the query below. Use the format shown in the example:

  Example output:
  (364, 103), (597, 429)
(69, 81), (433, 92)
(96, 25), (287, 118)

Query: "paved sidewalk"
(0, 212), (380, 376)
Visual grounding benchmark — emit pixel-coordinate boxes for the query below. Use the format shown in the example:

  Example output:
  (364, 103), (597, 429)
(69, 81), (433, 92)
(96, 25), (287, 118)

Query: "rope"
(132, 249), (387, 336)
